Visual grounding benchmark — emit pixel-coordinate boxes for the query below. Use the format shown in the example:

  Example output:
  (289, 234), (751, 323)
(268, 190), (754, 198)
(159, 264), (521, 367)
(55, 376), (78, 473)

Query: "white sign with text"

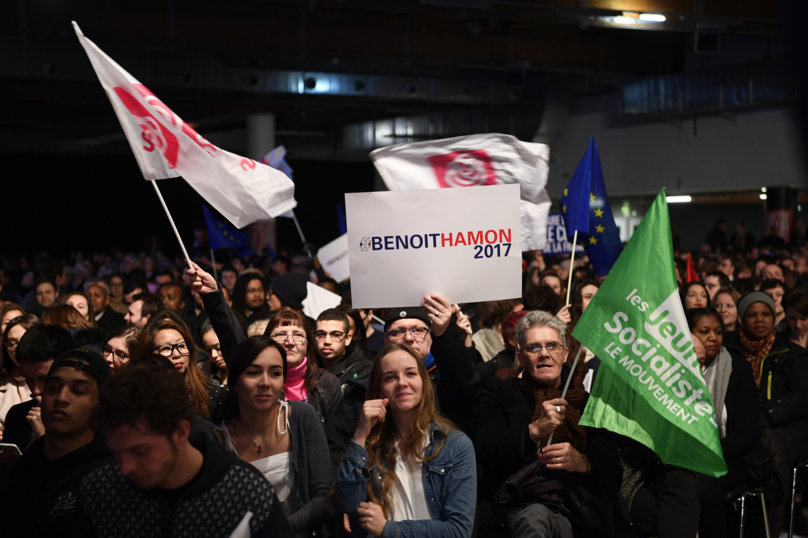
(317, 234), (350, 283)
(346, 184), (522, 308)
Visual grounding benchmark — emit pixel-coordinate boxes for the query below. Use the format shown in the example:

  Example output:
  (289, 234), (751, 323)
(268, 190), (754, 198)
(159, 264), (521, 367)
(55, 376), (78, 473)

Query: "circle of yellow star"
(594, 208), (604, 218)
(595, 224), (605, 234)
(590, 193), (596, 201)
(589, 237), (598, 245)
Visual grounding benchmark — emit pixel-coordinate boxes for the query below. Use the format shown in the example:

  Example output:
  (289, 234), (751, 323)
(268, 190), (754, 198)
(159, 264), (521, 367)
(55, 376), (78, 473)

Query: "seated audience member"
(761, 279), (788, 333)
(539, 271), (565, 298)
(216, 336), (332, 536)
(719, 255), (736, 281)
(711, 287), (740, 334)
(333, 343), (476, 538)
(42, 304), (94, 331)
(268, 273), (311, 318)
(475, 310), (622, 538)
(62, 291), (93, 323)
(79, 360), (294, 538)
(0, 303), (26, 339)
(761, 263), (785, 283)
(314, 308), (373, 390)
(124, 291), (164, 329)
(3, 325), (74, 453)
(158, 282), (185, 312)
(681, 281), (709, 310)
(101, 325), (139, 371)
(33, 278), (59, 315)
(135, 311), (228, 423)
(107, 274), (127, 314)
(704, 271), (731, 301)
(687, 308), (760, 538)
(785, 287), (808, 348)
(478, 310), (528, 385)
(86, 282), (125, 332)
(232, 273), (270, 321)
(1, 314), (38, 429)
(122, 278), (147, 305)
(201, 319), (228, 385)
(564, 278), (602, 385)
(472, 299), (524, 363)
(0, 348), (112, 537)
(220, 266), (238, 295)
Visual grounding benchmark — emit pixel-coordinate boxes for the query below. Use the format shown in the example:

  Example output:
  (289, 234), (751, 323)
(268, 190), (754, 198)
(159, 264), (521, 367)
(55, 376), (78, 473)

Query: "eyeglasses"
(152, 341), (189, 357)
(386, 327), (431, 342)
(270, 331), (307, 345)
(314, 330), (347, 341)
(102, 346), (129, 363)
(522, 342), (563, 355)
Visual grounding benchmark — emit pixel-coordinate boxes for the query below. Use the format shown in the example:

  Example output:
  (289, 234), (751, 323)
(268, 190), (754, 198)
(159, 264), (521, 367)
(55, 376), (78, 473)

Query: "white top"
(390, 450), (432, 522)
(251, 451), (298, 516)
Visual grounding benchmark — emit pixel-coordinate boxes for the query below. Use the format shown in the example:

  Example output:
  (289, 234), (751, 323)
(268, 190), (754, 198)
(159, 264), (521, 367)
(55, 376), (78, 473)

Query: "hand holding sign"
(422, 294), (452, 337)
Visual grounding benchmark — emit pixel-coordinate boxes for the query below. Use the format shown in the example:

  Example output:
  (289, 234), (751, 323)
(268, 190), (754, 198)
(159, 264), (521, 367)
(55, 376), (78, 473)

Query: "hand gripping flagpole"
(151, 180), (194, 271)
(546, 343), (584, 447)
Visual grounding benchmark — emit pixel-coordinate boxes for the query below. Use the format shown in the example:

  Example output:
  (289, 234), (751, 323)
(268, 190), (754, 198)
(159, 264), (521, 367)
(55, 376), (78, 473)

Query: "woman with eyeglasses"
(215, 336), (333, 538)
(101, 325), (139, 371)
(0, 313), (39, 438)
(135, 310), (228, 423)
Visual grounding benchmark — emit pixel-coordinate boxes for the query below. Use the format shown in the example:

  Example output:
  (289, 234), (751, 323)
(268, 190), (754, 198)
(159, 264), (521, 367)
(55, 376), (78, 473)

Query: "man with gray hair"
(475, 310), (622, 538)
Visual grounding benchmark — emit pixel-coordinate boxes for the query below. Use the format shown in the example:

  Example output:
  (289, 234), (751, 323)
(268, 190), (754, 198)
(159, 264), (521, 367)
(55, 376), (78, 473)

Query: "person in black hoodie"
(79, 359), (293, 538)
(0, 348), (113, 537)
(314, 308), (373, 392)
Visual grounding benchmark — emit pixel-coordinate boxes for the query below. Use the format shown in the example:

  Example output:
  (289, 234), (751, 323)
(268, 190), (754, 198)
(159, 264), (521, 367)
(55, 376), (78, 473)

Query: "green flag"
(576, 189), (727, 477)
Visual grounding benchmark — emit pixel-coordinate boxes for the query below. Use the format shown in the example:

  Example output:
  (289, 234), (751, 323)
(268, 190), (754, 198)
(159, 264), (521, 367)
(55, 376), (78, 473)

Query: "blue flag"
(202, 204), (254, 257)
(560, 137), (622, 277)
(337, 203), (347, 235)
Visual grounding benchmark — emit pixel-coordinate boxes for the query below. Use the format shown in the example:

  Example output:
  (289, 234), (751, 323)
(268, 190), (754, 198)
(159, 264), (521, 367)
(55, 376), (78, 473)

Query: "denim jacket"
(333, 423), (476, 538)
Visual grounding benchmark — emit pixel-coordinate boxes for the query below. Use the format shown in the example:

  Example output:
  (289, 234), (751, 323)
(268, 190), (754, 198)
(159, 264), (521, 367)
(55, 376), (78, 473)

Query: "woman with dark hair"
(265, 309), (343, 424)
(61, 291), (94, 323)
(42, 304), (94, 330)
(215, 336), (332, 537)
(563, 278), (601, 385)
(0, 304), (26, 367)
(102, 325), (139, 371)
(231, 273), (269, 322)
(680, 281), (709, 310)
(0, 313), (39, 434)
(333, 343), (476, 538)
(686, 307), (760, 538)
(711, 286), (740, 334)
(472, 299), (524, 363)
(785, 287), (808, 349)
(135, 310), (228, 423)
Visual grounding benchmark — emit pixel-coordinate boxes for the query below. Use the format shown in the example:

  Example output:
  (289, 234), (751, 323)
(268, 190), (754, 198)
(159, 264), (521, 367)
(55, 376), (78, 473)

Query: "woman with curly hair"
(333, 343), (476, 538)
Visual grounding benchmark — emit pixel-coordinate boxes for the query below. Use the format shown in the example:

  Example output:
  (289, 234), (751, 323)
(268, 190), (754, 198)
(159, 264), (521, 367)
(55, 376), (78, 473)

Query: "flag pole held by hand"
(545, 343), (584, 447)
(151, 180), (194, 271)
(565, 230), (578, 306)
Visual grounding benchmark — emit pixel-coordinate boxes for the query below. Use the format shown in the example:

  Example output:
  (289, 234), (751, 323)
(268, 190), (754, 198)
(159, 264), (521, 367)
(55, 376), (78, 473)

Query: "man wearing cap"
(266, 272), (317, 328)
(0, 348), (112, 536)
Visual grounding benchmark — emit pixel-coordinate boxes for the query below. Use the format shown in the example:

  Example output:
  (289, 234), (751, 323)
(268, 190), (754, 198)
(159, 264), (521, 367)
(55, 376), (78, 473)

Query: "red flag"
(686, 253), (700, 283)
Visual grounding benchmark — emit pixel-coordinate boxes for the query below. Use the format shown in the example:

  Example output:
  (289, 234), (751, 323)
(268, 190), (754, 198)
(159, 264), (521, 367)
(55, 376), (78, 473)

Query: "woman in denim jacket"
(333, 343), (476, 538)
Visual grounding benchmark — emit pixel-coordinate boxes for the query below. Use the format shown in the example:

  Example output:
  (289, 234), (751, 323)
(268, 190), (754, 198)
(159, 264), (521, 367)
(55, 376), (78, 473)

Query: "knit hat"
(737, 291), (776, 321)
(384, 306), (431, 332)
(269, 273), (309, 311)
(48, 348), (112, 386)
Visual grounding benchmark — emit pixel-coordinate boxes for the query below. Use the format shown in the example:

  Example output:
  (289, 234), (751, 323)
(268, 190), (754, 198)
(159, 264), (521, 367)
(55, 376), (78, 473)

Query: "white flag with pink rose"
(73, 22), (296, 229)
(370, 133), (551, 250)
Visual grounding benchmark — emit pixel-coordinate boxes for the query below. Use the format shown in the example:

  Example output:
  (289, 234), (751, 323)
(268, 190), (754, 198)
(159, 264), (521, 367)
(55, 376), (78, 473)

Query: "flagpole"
(290, 209), (315, 259)
(210, 248), (218, 281)
(150, 180), (193, 270)
(565, 230), (578, 306)
(546, 344), (584, 447)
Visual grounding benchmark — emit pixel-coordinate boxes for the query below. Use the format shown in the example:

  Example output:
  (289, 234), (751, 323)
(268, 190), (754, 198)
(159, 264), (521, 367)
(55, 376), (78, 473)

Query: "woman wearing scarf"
(724, 291), (808, 535)
(687, 307), (760, 538)
(475, 310), (622, 538)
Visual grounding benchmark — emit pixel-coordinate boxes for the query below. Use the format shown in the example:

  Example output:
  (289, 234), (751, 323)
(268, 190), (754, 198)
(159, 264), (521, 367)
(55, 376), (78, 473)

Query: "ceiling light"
(760, 194), (768, 200)
(638, 13), (666, 22)
(613, 16), (636, 25)
(666, 195), (691, 203)
(761, 187), (767, 193)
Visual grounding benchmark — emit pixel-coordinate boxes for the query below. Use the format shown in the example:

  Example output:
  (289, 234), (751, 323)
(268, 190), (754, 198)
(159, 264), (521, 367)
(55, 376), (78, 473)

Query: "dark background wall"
(669, 202), (765, 252)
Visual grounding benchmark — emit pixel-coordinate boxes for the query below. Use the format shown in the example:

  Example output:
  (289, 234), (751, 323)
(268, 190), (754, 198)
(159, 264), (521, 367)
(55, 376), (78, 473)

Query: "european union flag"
(560, 137), (622, 277)
(202, 204), (254, 257)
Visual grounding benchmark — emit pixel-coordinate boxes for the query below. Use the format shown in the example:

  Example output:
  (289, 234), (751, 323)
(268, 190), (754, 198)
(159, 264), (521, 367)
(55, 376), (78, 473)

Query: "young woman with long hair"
(333, 343), (476, 538)
(135, 310), (227, 422)
(711, 286), (740, 334)
(102, 325), (139, 371)
(215, 336), (332, 537)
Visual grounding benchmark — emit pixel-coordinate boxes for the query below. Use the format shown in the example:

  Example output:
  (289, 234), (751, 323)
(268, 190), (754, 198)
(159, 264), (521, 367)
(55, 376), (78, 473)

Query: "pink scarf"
(284, 356), (308, 402)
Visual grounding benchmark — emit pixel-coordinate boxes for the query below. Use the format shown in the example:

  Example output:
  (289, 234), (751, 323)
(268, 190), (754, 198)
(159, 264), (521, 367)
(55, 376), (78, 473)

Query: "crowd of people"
(0, 218), (807, 538)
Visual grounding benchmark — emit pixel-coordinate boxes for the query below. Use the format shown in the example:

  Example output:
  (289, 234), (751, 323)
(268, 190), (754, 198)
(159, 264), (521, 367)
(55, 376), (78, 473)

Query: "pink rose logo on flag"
(114, 87), (179, 168)
(428, 150), (498, 189)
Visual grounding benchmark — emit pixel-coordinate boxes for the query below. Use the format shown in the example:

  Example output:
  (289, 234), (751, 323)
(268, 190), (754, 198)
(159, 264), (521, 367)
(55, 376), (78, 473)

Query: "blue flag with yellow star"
(203, 204), (254, 257)
(561, 137), (622, 277)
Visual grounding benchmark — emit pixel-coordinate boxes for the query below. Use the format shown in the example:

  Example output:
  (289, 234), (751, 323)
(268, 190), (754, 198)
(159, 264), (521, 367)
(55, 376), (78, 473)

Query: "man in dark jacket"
(87, 282), (126, 333)
(79, 360), (293, 537)
(475, 310), (622, 538)
(314, 308), (373, 391)
(0, 348), (113, 537)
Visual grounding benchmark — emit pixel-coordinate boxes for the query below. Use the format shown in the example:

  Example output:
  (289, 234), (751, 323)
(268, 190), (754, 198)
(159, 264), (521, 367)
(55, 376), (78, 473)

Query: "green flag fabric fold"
(576, 189), (727, 477)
